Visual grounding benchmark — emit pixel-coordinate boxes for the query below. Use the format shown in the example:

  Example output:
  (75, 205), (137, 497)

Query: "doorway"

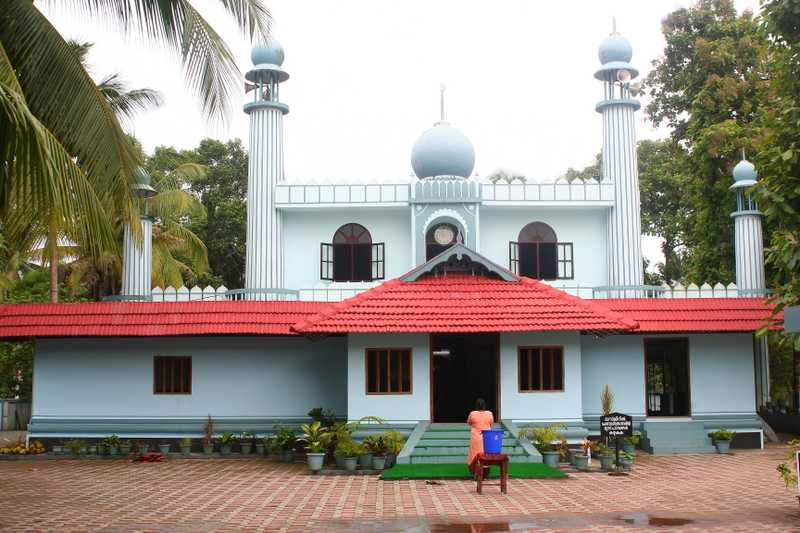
(645, 338), (691, 417)
(430, 333), (499, 422)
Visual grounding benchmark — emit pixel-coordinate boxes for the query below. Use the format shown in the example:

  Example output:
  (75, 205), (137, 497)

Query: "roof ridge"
(292, 279), (400, 333)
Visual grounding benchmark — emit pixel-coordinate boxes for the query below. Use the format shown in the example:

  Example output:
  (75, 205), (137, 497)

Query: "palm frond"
(98, 73), (164, 126)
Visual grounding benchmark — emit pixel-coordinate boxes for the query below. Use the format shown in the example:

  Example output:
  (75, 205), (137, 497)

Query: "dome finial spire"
(439, 82), (447, 123)
(612, 16), (617, 34)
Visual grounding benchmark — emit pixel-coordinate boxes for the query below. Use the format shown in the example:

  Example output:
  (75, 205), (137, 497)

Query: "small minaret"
(121, 167), (156, 298)
(595, 26), (644, 289)
(243, 39), (289, 297)
(730, 154), (770, 408)
(730, 155), (766, 293)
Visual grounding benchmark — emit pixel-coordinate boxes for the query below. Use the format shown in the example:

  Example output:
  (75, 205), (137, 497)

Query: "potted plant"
(219, 431), (236, 456)
(137, 441), (150, 454)
(710, 428), (735, 454)
(158, 442), (171, 455)
(364, 434), (389, 471)
(623, 434), (640, 454)
(262, 436), (276, 458)
(103, 435), (121, 456)
(620, 450), (634, 471)
(87, 444), (97, 455)
(255, 437), (266, 456)
(274, 426), (296, 462)
(596, 442), (615, 471)
(64, 439), (85, 457)
(96, 442), (106, 456)
(180, 438), (192, 456)
(203, 415), (215, 455)
(521, 424), (565, 468)
(299, 421), (328, 473)
(335, 438), (361, 472)
(52, 443), (64, 455)
(382, 429), (406, 469)
(358, 437), (375, 470)
(119, 440), (132, 455)
(239, 432), (254, 455)
(326, 422), (353, 468)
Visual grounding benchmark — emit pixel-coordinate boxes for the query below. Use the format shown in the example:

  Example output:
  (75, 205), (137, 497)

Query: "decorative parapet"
(274, 183), (410, 207)
(481, 179), (614, 205)
(410, 178), (480, 204)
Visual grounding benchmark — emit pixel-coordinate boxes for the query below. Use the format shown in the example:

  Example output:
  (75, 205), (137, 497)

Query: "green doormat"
(380, 463), (567, 480)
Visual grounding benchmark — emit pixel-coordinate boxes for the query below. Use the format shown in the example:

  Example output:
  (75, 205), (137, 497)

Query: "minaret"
(121, 167), (156, 298)
(595, 26), (644, 289)
(730, 154), (770, 408)
(243, 39), (289, 297)
(730, 155), (766, 293)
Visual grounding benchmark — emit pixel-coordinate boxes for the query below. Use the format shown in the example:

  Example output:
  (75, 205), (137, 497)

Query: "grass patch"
(380, 462), (567, 480)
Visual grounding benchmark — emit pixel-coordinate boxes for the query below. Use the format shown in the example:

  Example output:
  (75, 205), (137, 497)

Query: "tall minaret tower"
(121, 167), (156, 298)
(595, 26), (644, 289)
(243, 39), (289, 297)
(730, 155), (766, 293)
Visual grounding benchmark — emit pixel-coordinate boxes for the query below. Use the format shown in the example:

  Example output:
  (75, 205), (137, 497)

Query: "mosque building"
(0, 30), (775, 458)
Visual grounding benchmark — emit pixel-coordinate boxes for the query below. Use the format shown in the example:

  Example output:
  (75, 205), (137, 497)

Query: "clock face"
(433, 225), (455, 246)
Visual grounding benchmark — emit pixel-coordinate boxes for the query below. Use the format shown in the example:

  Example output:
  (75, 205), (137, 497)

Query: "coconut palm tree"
(0, 0), (270, 300)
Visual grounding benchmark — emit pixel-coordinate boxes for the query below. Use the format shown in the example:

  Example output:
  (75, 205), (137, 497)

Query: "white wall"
(478, 206), (608, 288)
(500, 331), (583, 422)
(282, 207), (412, 290)
(580, 333), (756, 418)
(33, 336), (347, 418)
(347, 333), (430, 422)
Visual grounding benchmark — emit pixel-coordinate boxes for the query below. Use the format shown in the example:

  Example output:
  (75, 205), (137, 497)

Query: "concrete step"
(417, 438), (519, 446)
(409, 453), (536, 464)
(411, 446), (524, 455)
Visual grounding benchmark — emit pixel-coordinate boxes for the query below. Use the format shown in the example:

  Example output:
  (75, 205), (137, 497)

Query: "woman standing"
(466, 398), (494, 474)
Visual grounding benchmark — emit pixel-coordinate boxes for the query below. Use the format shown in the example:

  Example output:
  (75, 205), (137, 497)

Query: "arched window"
(509, 222), (573, 280)
(321, 223), (384, 282)
(425, 222), (462, 260)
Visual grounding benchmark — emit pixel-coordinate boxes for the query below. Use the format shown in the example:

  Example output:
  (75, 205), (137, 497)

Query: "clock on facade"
(433, 224), (456, 246)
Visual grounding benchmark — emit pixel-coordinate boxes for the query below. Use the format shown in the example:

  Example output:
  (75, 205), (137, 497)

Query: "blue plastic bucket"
(482, 429), (503, 454)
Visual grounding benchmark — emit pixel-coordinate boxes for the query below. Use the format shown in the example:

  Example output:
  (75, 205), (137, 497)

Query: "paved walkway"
(0, 447), (798, 532)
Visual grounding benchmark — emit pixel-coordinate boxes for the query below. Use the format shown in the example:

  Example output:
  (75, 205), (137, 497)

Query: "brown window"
(320, 223), (385, 282)
(154, 356), (192, 394)
(366, 349), (412, 394)
(518, 347), (564, 392)
(509, 222), (573, 280)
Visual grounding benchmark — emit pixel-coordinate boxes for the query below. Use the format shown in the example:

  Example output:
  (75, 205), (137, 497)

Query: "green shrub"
(710, 428), (735, 441)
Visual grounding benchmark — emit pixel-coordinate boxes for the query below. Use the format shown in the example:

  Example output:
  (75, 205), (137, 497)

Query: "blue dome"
(599, 33), (633, 64)
(733, 159), (757, 182)
(411, 123), (475, 179)
(251, 39), (284, 66)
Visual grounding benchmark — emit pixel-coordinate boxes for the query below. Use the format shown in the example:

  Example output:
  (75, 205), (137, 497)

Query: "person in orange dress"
(466, 398), (494, 474)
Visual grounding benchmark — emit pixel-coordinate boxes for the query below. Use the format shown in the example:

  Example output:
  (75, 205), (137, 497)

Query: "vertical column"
(733, 213), (766, 292)
(121, 216), (153, 298)
(602, 101), (644, 288)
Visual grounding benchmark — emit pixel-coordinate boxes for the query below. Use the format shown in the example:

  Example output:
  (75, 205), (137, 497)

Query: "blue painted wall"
(33, 336), (347, 418)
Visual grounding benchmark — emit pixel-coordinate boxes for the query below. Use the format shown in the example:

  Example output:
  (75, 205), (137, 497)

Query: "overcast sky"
(41, 0), (759, 267)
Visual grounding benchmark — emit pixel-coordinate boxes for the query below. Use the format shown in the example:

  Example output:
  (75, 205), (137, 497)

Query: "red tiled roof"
(603, 297), (777, 333)
(0, 300), (328, 338)
(291, 274), (638, 334)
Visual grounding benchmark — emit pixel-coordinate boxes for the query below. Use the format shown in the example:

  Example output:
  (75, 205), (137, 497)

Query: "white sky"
(41, 0), (759, 268)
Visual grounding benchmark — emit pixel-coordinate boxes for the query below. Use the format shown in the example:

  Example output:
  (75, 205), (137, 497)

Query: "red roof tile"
(602, 297), (777, 333)
(291, 274), (638, 333)
(0, 300), (328, 338)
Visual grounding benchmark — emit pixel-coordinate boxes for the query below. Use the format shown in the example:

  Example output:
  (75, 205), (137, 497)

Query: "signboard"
(785, 306), (800, 333)
(600, 413), (633, 439)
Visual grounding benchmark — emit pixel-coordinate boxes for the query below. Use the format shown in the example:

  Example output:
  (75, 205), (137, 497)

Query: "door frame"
(643, 337), (691, 417)
(428, 333), (501, 423)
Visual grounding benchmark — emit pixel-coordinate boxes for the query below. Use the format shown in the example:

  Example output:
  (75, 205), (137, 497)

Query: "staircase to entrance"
(398, 422), (542, 464)
(640, 420), (715, 454)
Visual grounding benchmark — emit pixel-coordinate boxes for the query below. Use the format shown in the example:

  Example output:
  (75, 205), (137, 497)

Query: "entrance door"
(431, 333), (499, 422)
(645, 338), (691, 416)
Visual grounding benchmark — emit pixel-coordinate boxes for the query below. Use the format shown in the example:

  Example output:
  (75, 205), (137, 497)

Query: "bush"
(710, 428), (735, 441)
(520, 424), (565, 452)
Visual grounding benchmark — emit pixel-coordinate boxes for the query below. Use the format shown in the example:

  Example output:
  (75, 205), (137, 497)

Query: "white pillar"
(245, 102), (287, 295)
(121, 216), (153, 297)
(601, 101), (644, 288)
(733, 212), (766, 292)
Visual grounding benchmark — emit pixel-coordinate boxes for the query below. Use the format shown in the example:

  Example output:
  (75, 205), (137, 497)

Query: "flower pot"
(343, 456), (358, 472)
(119, 444), (131, 455)
(180, 445), (192, 456)
(282, 450), (294, 463)
(620, 458), (633, 471)
(541, 450), (560, 468)
(385, 452), (397, 468)
(220, 444), (232, 456)
(138, 443), (150, 454)
(87, 445), (97, 455)
(358, 453), (373, 469)
(79, 446), (87, 456)
(158, 444), (171, 455)
(307, 452), (325, 472)
(573, 453), (589, 470)
(203, 443), (214, 455)
(96, 444), (106, 456)
(622, 442), (636, 454)
(240, 443), (252, 455)
(715, 440), (731, 454)
(599, 454), (615, 471)
(255, 443), (265, 456)
(108, 445), (119, 456)
(52, 445), (63, 455)
(568, 448), (580, 466)
(334, 454), (346, 469)
(372, 455), (386, 471)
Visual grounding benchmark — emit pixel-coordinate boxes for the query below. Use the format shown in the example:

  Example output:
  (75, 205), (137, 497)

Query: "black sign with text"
(600, 413), (633, 439)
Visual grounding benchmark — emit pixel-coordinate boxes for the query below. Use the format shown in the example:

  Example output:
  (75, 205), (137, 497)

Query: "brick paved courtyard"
(0, 447), (798, 532)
